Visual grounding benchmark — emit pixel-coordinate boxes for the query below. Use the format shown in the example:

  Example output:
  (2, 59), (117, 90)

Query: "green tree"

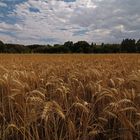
(0, 40), (5, 52)
(121, 39), (136, 53)
(64, 41), (73, 53)
(136, 39), (140, 52)
(73, 41), (90, 53)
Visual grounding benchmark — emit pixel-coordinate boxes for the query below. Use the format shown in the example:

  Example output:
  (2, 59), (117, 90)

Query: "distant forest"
(0, 39), (140, 53)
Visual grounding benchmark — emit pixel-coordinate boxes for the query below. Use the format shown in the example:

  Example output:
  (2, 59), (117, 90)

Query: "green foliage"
(73, 41), (90, 53)
(0, 40), (5, 53)
(6, 44), (29, 53)
(136, 39), (140, 52)
(121, 39), (136, 53)
(0, 39), (139, 53)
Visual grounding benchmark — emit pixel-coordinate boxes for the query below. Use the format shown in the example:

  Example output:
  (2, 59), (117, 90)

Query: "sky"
(0, 0), (140, 45)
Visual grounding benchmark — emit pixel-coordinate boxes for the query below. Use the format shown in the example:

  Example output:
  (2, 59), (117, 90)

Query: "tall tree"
(136, 39), (140, 52)
(64, 41), (73, 53)
(121, 39), (136, 53)
(73, 41), (90, 53)
(0, 40), (5, 52)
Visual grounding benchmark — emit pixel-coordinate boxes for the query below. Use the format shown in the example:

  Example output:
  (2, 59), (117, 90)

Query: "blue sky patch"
(73, 29), (88, 36)
(29, 7), (40, 13)
(64, 0), (76, 2)
(0, 0), (27, 24)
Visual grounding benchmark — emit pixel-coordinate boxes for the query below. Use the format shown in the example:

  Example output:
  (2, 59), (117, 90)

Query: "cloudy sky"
(0, 0), (140, 44)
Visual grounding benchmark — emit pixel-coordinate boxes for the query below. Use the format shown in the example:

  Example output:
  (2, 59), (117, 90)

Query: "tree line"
(0, 39), (140, 53)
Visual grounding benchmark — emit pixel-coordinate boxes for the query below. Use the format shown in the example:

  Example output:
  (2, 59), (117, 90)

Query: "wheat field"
(0, 54), (140, 140)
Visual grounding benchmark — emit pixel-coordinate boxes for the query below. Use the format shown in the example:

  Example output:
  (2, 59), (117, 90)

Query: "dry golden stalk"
(0, 54), (140, 140)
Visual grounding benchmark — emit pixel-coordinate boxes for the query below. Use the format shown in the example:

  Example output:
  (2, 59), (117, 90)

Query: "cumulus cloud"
(0, 0), (140, 44)
(0, 2), (7, 7)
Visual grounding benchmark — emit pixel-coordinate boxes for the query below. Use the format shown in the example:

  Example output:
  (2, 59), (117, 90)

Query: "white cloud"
(0, 22), (22, 31)
(10, 0), (100, 44)
(0, 2), (7, 7)
(0, 0), (140, 44)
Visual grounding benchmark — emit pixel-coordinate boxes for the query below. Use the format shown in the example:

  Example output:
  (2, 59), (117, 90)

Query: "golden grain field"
(0, 54), (140, 140)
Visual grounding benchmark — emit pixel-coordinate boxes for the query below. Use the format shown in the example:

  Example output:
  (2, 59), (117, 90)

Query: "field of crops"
(0, 54), (140, 140)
